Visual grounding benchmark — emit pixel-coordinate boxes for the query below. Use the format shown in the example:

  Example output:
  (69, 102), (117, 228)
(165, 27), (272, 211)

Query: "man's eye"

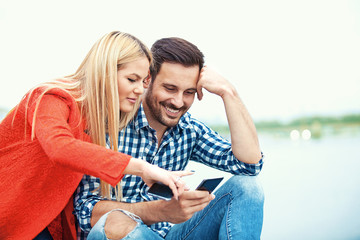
(185, 91), (196, 95)
(165, 87), (175, 91)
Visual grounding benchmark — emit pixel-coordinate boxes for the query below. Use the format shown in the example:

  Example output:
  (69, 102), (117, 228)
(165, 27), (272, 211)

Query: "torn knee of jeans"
(104, 210), (139, 239)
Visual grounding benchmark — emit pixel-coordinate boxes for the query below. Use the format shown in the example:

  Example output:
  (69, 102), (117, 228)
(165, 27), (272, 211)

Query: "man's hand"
(157, 190), (215, 224)
(197, 66), (235, 100)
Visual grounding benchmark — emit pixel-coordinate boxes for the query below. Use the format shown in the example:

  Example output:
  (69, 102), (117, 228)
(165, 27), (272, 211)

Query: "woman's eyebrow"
(128, 73), (141, 79)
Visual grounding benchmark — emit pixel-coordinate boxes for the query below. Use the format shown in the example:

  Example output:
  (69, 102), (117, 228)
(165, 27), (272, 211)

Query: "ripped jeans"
(87, 175), (264, 240)
(87, 209), (161, 240)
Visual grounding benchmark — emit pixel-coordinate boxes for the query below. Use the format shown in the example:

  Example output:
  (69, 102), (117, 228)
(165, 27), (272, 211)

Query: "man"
(74, 37), (264, 239)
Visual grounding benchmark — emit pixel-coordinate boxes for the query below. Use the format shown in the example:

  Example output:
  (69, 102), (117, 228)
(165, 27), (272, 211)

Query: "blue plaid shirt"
(74, 104), (263, 239)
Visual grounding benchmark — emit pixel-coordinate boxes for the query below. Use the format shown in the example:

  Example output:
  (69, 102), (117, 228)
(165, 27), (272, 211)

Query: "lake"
(187, 132), (360, 240)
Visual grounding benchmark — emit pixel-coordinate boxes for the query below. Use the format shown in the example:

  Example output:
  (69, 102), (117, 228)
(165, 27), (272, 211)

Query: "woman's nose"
(134, 82), (144, 95)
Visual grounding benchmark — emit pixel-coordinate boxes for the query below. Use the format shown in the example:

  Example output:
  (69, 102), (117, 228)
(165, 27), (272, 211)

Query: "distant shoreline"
(2, 107), (360, 139)
(210, 113), (360, 139)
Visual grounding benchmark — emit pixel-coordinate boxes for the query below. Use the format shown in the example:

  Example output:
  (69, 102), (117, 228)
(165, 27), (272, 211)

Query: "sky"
(0, 0), (359, 124)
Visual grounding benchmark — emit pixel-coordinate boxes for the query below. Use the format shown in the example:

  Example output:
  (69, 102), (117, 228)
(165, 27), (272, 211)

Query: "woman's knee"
(104, 211), (138, 240)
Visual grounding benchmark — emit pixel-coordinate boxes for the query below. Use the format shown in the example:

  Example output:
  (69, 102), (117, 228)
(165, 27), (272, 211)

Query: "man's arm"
(74, 175), (212, 230)
(91, 190), (213, 226)
(90, 199), (159, 226)
(197, 66), (262, 164)
(74, 175), (165, 228)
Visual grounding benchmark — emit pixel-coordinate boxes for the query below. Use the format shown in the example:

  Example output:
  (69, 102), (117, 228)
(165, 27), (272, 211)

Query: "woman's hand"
(125, 158), (193, 200)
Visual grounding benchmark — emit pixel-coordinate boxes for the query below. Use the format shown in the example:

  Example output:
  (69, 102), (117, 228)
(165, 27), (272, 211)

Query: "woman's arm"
(30, 94), (190, 195)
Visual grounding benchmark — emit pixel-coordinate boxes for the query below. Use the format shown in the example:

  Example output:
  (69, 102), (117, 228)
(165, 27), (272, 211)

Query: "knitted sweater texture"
(0, 87), (131, 239)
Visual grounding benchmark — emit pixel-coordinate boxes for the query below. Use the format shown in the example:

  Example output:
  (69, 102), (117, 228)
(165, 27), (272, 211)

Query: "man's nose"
(170, 93), (184, 108)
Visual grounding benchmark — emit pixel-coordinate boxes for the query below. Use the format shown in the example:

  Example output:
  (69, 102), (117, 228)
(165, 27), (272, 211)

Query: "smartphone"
(148, 182), (173, 201)
(195, 177), (224, 193)
(148, 177), (224, 200)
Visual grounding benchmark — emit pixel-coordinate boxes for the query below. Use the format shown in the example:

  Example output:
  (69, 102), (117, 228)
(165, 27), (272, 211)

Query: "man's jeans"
(87, 175), (264, 240)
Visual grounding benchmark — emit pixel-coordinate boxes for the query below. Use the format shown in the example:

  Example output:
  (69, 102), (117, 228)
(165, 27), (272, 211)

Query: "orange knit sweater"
(0, 87), (131, 239)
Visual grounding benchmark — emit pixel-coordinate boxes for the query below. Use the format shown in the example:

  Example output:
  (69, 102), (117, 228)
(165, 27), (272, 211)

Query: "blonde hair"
(19, 31), (152, 201)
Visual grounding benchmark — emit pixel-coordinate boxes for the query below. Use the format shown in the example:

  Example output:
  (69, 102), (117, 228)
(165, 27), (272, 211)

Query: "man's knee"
(227, 175), (264, 203)
(104, 211), (138, 240)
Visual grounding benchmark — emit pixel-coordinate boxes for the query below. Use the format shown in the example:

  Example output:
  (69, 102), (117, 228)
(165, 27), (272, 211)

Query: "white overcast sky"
(0, 0), (359, 123)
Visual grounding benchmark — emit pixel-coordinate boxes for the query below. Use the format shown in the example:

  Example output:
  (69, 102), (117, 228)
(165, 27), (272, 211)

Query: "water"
(187, 133), (360, 239)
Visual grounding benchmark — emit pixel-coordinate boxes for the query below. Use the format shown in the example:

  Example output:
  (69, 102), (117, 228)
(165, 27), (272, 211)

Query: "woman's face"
(117, 57), (150, 113)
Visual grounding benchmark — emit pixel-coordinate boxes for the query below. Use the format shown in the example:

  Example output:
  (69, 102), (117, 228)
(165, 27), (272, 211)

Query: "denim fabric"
(88, 175), (264, 240)
(166, 175), (264, 240)
(87, 209), (162, 240)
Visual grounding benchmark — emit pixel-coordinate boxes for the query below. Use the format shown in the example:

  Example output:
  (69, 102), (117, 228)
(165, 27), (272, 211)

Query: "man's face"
(144, 62), (199, 128)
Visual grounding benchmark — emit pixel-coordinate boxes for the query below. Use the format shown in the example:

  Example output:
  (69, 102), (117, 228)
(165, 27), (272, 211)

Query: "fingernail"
(211, 194), (216, 199)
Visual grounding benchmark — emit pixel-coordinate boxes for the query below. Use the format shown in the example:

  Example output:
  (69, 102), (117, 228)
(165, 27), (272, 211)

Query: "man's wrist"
(132, 200), (166, 225)
(221, 85), (238, 100)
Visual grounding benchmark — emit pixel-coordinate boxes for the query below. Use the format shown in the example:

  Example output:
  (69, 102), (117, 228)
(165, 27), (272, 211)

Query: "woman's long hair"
(20, 31), (152, 200)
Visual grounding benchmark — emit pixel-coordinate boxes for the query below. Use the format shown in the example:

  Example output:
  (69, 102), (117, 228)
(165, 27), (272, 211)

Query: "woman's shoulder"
(27, 81), (77, 106)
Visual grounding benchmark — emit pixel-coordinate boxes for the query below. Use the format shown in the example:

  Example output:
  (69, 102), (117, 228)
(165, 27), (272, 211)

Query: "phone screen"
(148, 182), (173, 200)
(195, 177), (224, 193)
(147, 177), (224, 200)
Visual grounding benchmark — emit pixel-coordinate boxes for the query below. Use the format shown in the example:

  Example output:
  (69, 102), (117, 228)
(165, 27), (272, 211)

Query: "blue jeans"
(87, 209), (162, 240)
(88, 175), (264, 240)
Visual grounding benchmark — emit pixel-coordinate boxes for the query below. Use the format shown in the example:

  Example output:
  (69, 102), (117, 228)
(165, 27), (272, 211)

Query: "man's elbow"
(236, 151), (263, 164)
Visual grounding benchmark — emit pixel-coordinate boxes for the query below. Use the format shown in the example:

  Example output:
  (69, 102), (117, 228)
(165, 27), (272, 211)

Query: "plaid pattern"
(74, 104), (264, 239)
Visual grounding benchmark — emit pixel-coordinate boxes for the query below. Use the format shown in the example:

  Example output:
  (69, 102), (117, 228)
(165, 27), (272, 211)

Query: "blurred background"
(1, 0), (359, 239)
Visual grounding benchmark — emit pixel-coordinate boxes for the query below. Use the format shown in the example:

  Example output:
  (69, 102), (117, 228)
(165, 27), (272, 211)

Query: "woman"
(0, 31), (187, 239)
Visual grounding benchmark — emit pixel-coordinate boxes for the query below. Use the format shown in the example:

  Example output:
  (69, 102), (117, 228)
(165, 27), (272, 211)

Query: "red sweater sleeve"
(28, 93), (131, 186)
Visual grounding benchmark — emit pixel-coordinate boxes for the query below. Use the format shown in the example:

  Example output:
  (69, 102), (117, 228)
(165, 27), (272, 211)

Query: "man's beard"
(145, 89), (187, 128)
